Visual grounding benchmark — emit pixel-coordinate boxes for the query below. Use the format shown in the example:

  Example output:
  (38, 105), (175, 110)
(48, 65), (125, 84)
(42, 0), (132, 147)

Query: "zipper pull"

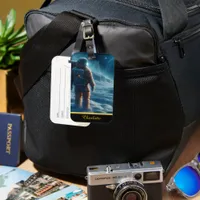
(174, 39), (185, 58)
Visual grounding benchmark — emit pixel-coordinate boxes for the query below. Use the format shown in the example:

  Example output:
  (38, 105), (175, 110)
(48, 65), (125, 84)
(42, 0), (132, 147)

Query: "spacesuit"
(71, 58), (95, 110)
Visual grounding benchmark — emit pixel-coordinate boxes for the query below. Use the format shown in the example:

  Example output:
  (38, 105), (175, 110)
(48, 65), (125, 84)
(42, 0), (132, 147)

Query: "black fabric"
(14, 76), (22, 99)
(161, 24), (200, 125)
(40, 0), (189, 40)
(19, 12), (82, 96)
(22, 61), (184, 177)
(33, 0), (198, 43)
(115, 0), (188, 39)
(40, 0), (52, 8)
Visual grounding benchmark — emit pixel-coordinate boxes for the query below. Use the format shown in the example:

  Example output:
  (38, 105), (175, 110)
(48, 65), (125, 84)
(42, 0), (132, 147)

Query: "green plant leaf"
(0, 63), (7, 69)
(0, 48), (7, 63)
(0, 52), (6, 63)
(0, 45), (7, 53)
(8, 44), (24, 52)
(0, 49), (6, 63)
(8, 30), (27, 42)
(8, 25), (26, 40)
(16, 30), (27, 38)
(3, 53), (18, 66)
(3, 9), (16, 38)
(0, 38), (7, 45)
(0, 20), (5, 38)
(0, 32), (7, 44)
(0, 9), (26, 69)
(0, 52), (6, 62)
(7, 35), (27, 47)
(13, 55), (20, 61)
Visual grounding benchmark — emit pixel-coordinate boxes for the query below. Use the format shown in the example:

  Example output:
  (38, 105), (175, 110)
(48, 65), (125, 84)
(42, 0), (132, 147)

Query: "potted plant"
(0, 9), (27, 113)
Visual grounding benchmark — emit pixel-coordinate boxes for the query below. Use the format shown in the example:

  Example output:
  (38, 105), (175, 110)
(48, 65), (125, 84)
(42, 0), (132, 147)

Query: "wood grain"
(19, 127), (200, 200)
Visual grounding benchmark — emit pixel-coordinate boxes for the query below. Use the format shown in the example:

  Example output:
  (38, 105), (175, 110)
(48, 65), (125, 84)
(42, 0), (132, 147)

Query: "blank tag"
(50, 56), (90, 127)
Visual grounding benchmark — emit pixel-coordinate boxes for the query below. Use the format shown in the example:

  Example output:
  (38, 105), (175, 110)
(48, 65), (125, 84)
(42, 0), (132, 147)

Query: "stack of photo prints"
(0, 166), (87, 200)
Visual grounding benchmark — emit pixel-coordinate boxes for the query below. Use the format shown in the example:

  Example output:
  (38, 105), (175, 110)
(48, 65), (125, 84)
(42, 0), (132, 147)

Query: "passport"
(0, 113), (22, 167)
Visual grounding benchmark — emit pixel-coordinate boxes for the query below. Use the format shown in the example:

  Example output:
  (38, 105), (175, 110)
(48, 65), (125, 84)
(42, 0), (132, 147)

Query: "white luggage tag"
(50, 56), (90, 127)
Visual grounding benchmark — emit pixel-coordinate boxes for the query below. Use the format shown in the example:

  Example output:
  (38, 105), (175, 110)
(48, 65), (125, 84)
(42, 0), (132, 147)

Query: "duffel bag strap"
(40, 0), (52, 8)
(158, 0), (188, 39)
(19, 12), (82, 97)
(115, 0), (188, 39)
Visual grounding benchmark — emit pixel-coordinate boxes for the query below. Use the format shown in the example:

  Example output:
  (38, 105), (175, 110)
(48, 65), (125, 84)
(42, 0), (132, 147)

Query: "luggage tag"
(50, 56), (90, 127)
(70, 20), (115, 123)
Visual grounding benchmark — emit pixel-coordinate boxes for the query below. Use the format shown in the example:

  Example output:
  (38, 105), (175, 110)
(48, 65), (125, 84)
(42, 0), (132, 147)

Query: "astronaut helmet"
(77, 58), (88, 68)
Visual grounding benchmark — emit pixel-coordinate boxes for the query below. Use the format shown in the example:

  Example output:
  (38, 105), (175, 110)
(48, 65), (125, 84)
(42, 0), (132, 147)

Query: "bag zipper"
(187, 4), (200, 15)
(174, 25), (200, 58)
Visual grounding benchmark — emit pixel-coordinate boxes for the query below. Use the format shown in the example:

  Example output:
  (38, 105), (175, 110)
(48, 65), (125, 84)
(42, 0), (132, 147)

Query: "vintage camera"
(87, 161), (164, 200)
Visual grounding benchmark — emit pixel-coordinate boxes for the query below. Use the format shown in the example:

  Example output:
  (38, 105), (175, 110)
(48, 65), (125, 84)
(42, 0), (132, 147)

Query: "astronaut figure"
(71, 58), (95, 111)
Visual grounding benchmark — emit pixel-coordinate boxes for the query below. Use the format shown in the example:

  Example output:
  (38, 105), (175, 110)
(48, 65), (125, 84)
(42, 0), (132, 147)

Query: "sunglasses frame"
(166, 153), (200, 199)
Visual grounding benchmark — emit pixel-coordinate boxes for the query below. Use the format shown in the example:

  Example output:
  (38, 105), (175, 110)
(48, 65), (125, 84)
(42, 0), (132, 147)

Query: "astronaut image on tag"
(70, 52), (115, 123)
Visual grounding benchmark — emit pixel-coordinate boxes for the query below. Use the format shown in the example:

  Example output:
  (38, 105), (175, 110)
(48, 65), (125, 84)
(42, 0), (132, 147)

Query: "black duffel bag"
(18, 0), (200, 177)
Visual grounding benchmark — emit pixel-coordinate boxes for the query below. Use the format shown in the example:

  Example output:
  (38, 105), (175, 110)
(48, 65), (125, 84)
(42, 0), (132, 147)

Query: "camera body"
(87, 161), (163, 200)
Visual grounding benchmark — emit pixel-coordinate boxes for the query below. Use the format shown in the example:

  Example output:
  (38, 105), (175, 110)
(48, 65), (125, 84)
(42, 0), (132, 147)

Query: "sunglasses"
(166, 153), (200, 198)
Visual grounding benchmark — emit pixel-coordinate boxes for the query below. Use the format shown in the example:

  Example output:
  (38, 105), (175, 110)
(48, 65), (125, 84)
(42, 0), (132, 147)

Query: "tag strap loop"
(81, 20), (94, 40)
(73, 19), (97, 60)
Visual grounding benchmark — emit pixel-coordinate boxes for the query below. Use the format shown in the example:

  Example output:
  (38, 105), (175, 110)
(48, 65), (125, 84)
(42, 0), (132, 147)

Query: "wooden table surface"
(19, 160), (199, 200)
(19, 127), (200, 200)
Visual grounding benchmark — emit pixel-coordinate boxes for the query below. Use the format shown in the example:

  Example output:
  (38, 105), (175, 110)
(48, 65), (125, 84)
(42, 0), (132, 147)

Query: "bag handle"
(40, 0), (188, 39)
(40, 0), (52, 8)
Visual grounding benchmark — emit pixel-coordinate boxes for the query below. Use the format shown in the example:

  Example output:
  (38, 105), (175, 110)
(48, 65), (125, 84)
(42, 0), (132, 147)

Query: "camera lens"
(123, 192), (140, 200)
(113, 180), (147, 200)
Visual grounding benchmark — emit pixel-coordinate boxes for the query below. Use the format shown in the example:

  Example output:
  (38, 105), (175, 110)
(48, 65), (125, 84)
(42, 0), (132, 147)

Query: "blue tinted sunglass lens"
(174, 166), (200, 196)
